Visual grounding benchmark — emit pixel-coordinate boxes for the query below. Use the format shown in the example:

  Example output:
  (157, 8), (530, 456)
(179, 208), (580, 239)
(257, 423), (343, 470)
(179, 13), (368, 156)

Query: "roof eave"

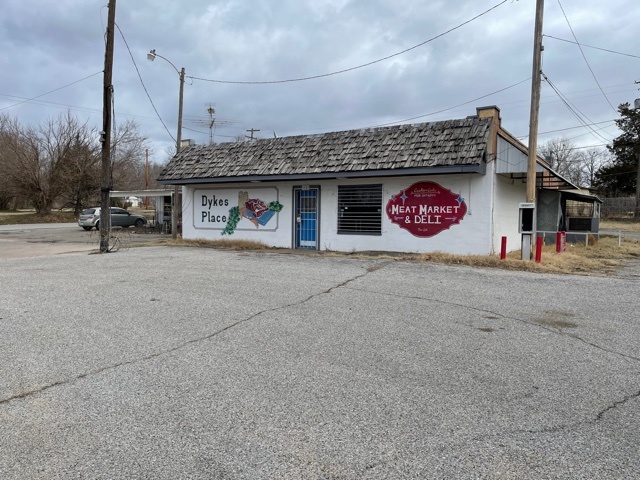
(157, 163), (486, 185)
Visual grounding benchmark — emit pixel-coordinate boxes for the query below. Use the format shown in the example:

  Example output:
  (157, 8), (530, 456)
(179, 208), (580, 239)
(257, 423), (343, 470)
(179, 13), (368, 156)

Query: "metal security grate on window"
(338, 185), (382, 235)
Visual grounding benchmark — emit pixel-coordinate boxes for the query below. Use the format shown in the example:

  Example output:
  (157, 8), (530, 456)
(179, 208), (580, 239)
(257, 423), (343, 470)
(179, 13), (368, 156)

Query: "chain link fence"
(601, 197), (636, 218)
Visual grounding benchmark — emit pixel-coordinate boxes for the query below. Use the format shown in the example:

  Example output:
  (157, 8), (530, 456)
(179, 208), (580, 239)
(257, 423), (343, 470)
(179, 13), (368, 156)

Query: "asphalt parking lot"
(1, 233), (639, 478)
(0, 223), (165, 259)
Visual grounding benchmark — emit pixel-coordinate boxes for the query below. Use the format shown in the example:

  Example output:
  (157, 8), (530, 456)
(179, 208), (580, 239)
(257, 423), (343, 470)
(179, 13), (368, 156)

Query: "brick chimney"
(476, 105), (501, 161)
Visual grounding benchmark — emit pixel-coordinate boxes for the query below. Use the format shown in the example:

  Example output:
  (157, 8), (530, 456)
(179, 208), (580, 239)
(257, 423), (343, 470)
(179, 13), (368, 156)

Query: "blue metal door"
(294, 188), (319, 249)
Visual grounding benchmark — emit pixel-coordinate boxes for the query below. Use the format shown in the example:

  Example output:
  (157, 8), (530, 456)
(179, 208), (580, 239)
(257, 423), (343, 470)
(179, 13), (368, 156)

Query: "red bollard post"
(556, 231), (567, 253)
(535, 236), (543, 263)
(500, 236), (507, 260)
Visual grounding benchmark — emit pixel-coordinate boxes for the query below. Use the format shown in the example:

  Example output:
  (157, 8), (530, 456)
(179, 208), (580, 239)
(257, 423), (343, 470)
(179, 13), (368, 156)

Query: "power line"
(115, 23), (176, 144)
(369, 77), (531, 128)
(543, 34), (640, 60)
(556, 0), (618, 114)
(596, 169), (637, 178)
(517, 119), (617, 138)
(542, 71), (611, 143)
(0, 94), (101, 115)
(188, 0), (509, 85)
(0, 72), (102, 112)
(183, 126), (208, 135)
(566, 143), (608, 151)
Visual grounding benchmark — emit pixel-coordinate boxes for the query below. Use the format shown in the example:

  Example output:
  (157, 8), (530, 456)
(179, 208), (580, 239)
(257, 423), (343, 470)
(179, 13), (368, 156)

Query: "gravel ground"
(0, 246), (639, 479)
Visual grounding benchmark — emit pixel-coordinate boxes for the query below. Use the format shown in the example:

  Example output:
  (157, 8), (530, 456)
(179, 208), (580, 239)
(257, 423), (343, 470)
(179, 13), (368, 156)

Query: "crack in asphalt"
(343, 285), (640, 426)
(0, 262), (386, 406)
(469, 387), (640, 445)
(466, 389), (640, 445)
(595, 388), (640, 421)
(343, 285), (640, 364)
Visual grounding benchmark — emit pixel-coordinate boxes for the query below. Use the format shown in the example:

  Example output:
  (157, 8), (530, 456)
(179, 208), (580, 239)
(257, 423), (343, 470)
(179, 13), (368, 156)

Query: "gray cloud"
(1, 0), (638, 163)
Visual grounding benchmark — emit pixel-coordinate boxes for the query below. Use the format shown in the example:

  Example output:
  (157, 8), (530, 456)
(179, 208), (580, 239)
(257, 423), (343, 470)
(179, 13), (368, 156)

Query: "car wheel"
(95, 221), (99, 230)
(82, 226), (92, 231)
(134, 219), (144, 228)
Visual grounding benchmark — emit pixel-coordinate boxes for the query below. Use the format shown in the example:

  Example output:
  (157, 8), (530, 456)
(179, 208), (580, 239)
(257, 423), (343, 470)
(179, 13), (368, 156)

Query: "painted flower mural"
(222, 191), (283, 235)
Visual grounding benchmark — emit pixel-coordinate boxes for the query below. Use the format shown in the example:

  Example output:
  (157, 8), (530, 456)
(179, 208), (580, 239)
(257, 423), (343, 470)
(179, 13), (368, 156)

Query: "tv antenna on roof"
(188, 103), (237, 144)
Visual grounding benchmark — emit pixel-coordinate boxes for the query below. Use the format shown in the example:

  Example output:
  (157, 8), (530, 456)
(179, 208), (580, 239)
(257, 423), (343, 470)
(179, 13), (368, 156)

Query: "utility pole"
(145, 148), (149, 210)
(100, 0), (116, 253)
(520, 0), (544, 261)
(173, 67), (185, 240)
(246, 128), (260, 140)
(526, 0), (544, 204)
(146, 49), (185, 240)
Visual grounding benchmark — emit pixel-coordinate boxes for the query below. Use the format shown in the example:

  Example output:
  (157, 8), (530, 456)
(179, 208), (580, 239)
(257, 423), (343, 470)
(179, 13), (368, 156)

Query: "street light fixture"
(148, 48), (185, 240)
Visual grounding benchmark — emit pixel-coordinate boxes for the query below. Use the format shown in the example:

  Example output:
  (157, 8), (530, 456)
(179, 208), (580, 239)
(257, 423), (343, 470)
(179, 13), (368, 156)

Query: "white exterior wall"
(182, 173), (499, 255)
(492, 171), (527, 253)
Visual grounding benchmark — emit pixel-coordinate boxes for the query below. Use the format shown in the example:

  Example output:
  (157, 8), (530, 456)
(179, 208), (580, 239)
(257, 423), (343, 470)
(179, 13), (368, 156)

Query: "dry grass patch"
(600, 218), (640, 233)
(164, 238), (272, 250)
(0, 211), (76, 225)
(415, 236), (640, 275)
(164, 235), (640, 275)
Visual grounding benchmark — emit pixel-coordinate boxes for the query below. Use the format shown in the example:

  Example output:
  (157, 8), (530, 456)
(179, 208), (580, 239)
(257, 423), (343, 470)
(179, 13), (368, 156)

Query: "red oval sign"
(386, 181), (467, 238)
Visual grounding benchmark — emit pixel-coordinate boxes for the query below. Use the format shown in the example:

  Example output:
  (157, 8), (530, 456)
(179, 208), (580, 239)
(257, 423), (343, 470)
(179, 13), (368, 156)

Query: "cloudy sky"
(1, 0), (639, 163)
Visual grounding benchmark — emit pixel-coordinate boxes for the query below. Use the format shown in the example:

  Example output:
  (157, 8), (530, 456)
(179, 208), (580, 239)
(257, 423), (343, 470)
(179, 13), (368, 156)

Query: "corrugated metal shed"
(158, 117), (492, 184)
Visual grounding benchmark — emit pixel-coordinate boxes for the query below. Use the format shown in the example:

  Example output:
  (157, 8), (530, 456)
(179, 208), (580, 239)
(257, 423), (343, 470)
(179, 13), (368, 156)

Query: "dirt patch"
(535, 310), (578, 329)
(477, 327), (496, 333)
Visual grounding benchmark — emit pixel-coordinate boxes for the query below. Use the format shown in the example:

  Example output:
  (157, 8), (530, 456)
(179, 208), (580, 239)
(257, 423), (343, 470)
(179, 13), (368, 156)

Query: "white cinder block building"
(159, 106), (595, 255)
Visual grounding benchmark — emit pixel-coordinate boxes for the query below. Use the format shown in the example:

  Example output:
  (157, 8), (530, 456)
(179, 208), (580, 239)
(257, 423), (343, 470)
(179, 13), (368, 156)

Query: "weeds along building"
(158, 106), (596, 255)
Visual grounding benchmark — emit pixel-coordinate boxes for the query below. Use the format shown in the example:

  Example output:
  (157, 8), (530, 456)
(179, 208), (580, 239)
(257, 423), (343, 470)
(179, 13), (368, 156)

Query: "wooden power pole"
(246, 128), (260, 141)
(100, 0), (116, 252)
(172, 67), (185, 240)
(526, 0), (544, 205)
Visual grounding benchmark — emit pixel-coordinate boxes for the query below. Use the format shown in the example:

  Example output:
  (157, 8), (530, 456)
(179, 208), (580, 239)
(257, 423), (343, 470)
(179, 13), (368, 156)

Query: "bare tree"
(110, 119), (150, 191)
(0, 114), (17, 209)
(576, 147), (608, 188)
(57, 132), (101, 216)
(0, 112), (98, 215)
(538, 136), (582, 185)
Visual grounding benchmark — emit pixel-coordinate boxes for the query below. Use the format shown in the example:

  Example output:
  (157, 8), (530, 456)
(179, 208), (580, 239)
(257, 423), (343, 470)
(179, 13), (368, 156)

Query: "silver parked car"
(78, 207), (147, 230)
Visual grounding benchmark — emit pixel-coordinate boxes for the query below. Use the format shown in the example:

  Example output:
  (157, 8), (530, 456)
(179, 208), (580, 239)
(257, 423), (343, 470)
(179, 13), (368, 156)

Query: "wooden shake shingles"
(159, 117), (492, 181)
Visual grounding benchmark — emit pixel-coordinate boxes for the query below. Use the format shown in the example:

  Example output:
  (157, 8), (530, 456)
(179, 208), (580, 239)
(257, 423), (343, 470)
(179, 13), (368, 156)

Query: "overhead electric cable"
(516, 119), (616, 138)
(369, 77), (530, 128)
(0, 72), (102, 112)
(596, 169), (637, 178)
(115, 23), (176, 143)
(183, 126), (208, 135)
(542, 73), (610, 143)
(543, 34), (640, 60)
(556, 0), (618, 113)
(188, 0), (509, 85)
(542, 71), (611, 143)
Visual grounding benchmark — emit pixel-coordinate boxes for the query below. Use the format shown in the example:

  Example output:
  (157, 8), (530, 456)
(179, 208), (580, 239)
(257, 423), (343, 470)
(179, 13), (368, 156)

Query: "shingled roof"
(158, 116), (493, 184)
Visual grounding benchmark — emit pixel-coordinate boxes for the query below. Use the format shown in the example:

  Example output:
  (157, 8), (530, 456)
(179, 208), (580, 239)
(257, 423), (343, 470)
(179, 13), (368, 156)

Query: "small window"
(338, 185), (382, 235)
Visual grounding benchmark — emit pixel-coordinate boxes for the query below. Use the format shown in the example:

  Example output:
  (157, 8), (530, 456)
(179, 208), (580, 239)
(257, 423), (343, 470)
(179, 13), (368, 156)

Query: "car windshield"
(81, 208), (97, 215)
